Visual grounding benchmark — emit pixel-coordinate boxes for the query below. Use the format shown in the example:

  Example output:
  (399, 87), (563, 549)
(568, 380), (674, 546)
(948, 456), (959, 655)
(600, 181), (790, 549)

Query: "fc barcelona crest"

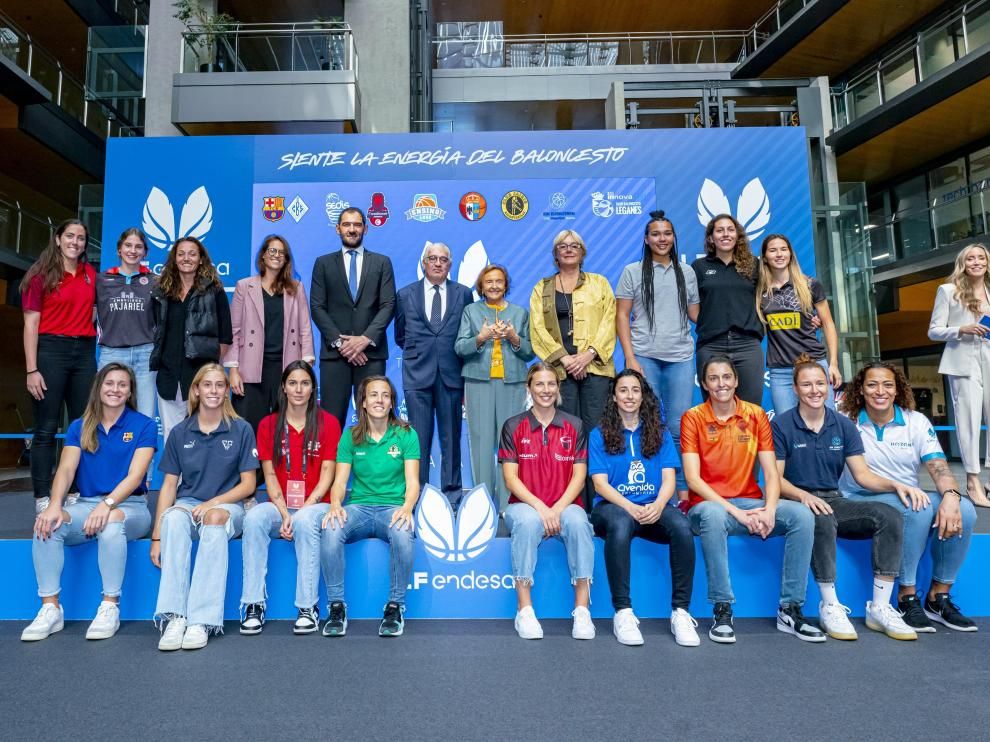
(263, 196), (285, 222)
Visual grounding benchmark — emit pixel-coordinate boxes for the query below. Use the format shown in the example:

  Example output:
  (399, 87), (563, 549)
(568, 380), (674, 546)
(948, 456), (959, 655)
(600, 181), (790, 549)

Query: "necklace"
(556, 274), (574, 337)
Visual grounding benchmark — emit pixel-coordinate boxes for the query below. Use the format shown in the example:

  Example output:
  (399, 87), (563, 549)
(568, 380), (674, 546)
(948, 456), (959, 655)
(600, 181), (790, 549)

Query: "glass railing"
(831, 0), (990, 129)
(743, 0), (814, 57)
(179, 22), (358, 75)
(0, 10), (139, 139)
(0, 198), (101, 266)
(433, 31), (750, 69)
(87, 24), (146, 131)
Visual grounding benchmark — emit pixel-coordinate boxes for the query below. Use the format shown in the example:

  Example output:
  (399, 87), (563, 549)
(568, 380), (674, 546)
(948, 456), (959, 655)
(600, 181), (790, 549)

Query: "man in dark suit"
(310, 207), (396, 426)
(395, 242), (474, 507)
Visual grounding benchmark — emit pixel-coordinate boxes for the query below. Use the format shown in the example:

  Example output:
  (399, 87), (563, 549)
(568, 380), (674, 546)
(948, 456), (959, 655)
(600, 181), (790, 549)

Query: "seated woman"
(151, 363), (258, 651)
(320, 375), (420, 638)
(23, 363), (156, 642)
(838, 362), (978, 633)
(240, 361), (341, 636)
(499, 362), (595, 641)
(773, 355), (916, 641)
(589, 369), (698, 647)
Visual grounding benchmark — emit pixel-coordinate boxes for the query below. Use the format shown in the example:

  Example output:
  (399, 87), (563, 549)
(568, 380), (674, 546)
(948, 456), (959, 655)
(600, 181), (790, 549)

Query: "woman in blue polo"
(24, 363), (156, 642)
(588, 368), (698, 648)
(150, 363), (258, 652)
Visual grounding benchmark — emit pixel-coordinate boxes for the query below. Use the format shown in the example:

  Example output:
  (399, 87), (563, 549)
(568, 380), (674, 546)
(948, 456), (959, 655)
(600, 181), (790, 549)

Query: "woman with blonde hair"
(928, 242), (990, 506)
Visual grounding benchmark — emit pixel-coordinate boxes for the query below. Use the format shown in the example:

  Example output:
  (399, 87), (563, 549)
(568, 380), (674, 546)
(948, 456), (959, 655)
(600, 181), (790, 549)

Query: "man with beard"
(310, 207), (396, 426)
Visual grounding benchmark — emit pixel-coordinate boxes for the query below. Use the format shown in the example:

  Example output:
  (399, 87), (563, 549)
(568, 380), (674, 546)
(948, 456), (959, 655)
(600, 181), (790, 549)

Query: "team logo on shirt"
(222, 440), (233, 451)
(767, 312), (801, 331)
(627, 460), (646, 485)
(559, 436), (572, 451)
(139, 276), (149, 285)
(927, 428), (937, 438)
(122, 432), (133, 442)
(387, 444), (402, 458)
(183, 441), (195, 449)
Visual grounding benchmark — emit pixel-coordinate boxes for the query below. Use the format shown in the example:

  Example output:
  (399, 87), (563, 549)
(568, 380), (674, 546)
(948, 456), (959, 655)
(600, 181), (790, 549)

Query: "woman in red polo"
(21, 219), (98, 514)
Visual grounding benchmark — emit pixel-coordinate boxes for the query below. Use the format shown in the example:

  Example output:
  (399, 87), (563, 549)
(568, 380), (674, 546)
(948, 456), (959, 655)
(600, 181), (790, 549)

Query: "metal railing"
(831, 0), (990, 129)
(433, 31), (750, 69)
(743, 0), (814, 57)
(0, 197), (101, 265)
(179, 22), (358, 75)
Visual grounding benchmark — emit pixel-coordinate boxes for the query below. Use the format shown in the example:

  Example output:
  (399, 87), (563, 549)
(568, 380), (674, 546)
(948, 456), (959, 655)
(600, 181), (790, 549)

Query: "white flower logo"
(141, 186), (214, 250)
(696, 178), (771, 240)
(416, 484), (497, 563)
(416, 240), (489, 299)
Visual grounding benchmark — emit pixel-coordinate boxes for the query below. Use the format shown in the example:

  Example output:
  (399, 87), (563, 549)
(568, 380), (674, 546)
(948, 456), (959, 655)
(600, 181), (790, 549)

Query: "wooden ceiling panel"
(4, 0), (89, 79)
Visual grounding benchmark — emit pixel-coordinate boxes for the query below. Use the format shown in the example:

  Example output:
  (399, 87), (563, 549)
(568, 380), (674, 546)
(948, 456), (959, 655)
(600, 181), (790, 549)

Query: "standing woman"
(455, 264), (534, 513)
(928, 243), (990, 506)
(757, 234), (841, 414)
(23, 363), (155, 642)
(150, 237), (232, 444)
(150, 364), (258, 651)
(96, 228), (158, 419)
(616, 210), (699, 499)
(240, 361), (341, 636)
(21, 219), (97, 514)
(224, 235), (316, 433)
(692, 215), (765, 405)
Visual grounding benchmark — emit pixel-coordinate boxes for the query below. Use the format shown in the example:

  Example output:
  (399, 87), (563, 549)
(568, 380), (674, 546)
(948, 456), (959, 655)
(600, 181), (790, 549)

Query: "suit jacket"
(222, 276), (316, 384)
(395, 278), (474, 390)
(310, 248), (396, 361)
(929, 282), (986, 377)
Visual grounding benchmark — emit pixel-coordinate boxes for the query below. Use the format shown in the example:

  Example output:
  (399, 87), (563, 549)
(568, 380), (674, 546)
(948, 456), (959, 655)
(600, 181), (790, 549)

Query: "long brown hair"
(756, 233), (814, 323)
(256, 234), (298, 296)
(19, 219), (89, 296)
(704, 214), (756, 280)
(272, 361), (321, 470)
(79, 363), (138, 453)
(187, 363), (239, 422)
(350, 375), (409, 446)
(838, 362), (915, 418)
(599, 369), (664, 458)
(158, 237), (222, 300)
(947, 243), (990, 316)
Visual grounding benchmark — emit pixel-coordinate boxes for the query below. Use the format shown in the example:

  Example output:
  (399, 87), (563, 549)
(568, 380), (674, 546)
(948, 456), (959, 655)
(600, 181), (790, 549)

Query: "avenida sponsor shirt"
(588, 425), (680, 506)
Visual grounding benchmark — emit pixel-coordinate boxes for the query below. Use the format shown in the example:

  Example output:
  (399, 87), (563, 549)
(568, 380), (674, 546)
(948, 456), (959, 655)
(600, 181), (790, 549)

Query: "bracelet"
(942, 489), (963, 499)
(151, 538), (161, 542)
(26, 369), (38, 375)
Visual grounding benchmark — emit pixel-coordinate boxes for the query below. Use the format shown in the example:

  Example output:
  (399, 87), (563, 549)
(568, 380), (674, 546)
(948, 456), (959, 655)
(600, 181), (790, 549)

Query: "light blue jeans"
(98, 343), (157, 420)
(768, 359), (835, 416)
(844, 490), (976, 587)
(636, 355), (695, 491)
(292, 504), (330, 609)
(32, 496), (151, 598)
(155, 497), (245, 631)
(320, 504), (415, 607)
(504, 502), (594, 585)
(689, 498), (814, 606)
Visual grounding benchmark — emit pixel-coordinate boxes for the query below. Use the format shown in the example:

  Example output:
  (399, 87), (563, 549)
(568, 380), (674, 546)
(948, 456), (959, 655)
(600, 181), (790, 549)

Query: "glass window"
(892, 176), (932, 257)
(930, 157), (973, 246)
(969, 145), (990, 237)
(849, 74), (881, 121)
(881, 49), (916, 101)
(964, 2), (990, 52)
(920, 17), (965, 78)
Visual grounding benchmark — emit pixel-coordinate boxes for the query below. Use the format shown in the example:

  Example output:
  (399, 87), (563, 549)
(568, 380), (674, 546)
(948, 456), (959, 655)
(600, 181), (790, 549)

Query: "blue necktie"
(430, 285), (442, 331)
(347, 249), (358, 300)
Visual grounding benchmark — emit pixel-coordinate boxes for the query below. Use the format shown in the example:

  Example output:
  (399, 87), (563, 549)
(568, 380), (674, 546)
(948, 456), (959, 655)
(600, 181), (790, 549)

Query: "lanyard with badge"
(282, 426), (310, 509)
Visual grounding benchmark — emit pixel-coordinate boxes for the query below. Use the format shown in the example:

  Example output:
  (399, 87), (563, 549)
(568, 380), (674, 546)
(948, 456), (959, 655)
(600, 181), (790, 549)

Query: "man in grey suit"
(310, 207), (396, 426)
(395, 243), (474, 507)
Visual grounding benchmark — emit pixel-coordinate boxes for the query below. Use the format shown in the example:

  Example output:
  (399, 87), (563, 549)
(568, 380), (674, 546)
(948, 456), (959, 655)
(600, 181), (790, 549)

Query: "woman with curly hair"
(838, 362), (978, 633)
(588, 369), (698, 647)
(151, 237), (233, 442)
(928, 243), (990, 506)
(692, 215), (765, 405)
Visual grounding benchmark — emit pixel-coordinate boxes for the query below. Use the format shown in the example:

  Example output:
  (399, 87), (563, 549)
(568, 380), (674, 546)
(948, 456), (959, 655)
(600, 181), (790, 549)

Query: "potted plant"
(173, 0), (236, 72)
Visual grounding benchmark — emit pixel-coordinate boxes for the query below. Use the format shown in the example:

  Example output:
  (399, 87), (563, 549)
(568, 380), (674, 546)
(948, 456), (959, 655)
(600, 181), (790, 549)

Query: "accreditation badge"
(286, 480), (306, 509)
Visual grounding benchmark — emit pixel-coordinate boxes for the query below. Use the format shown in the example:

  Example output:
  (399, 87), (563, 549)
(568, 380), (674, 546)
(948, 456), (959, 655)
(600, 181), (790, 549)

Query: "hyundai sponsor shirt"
(772, 406), (864, 492)
(588, 425), (680, 505)
(64, 406), (157, 499)
(498, 410), (588, 508)
(159, 416), (258, 501)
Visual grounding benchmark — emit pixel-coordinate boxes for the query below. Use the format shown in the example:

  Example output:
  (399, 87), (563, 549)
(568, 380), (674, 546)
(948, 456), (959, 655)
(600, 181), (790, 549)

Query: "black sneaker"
(293, 605), (319, 635)
(379, 601), (404, 637)
(898, 593), (936, 633)
(709, 602), (735, 644)
(776, 603), (826, 643)
(924, 593), (978, 632)
(240, 603), (265, 635)
(322, 601), (347, 637)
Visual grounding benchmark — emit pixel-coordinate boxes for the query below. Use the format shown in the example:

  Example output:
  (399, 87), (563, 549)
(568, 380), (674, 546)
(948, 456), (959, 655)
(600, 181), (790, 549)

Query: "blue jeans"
(636, 355), (695, 491)
(768, 359), (834, 415)
(240, 501), (305, 609)
(290, 504), (330, 610)
(689, 498), (814, 606)
(98, 343), (157, 420)
(320, 504), (415, 607)
(155, 497), (245, 630)
(844, 491), (976, 587)
(504, 502), (594, 585)
(32, 496), (151, 598)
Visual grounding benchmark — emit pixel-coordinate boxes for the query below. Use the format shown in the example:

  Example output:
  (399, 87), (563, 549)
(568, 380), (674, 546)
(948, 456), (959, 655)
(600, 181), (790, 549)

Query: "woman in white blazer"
(928, 242), (990, 506)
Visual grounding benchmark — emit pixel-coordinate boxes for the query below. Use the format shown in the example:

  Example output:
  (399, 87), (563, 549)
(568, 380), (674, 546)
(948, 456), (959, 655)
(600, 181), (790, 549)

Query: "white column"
(345, 0), (410, 133)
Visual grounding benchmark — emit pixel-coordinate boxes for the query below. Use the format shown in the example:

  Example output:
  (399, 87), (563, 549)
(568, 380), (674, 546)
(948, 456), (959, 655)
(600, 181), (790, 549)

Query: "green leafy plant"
(173, 0), (236, 69)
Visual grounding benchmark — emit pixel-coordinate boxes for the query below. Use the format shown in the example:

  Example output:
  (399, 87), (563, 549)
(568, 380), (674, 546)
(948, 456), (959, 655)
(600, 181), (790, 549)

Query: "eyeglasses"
(556, 243), (582, 252)
(266, 247), (286, 258)
(426, 255), (451, 265)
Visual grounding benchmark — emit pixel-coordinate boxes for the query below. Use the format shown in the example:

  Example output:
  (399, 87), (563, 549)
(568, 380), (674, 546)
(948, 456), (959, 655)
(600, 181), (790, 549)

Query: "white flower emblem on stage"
(416, 240), (489, 298)
(696, 178), (771, 240)
(141, 186), (214, 250)
(416, 484), (497, 563)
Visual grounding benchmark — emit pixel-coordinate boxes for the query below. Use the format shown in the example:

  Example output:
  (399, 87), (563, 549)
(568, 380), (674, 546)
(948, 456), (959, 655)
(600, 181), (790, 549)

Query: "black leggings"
(233, 357), (283, 433)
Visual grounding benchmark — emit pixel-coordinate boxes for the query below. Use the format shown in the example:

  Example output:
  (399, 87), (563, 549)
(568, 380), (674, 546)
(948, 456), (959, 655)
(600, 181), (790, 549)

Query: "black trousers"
(233, 357), (283, 433)
(405, 374), (463, 504)
(696, 332), (766, 406)
(560, 373), (611, 511)
(319, 358), (386, 428)
(810, 490), (903, 583)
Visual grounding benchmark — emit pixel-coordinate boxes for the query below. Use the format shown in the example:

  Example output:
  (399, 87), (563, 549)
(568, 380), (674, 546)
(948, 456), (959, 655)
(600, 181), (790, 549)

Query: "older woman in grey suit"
(455, 265), (534, 513)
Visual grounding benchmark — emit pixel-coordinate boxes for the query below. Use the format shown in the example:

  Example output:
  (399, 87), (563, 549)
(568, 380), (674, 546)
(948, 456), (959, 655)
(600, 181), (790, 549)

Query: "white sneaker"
(158, 616), (187, 651)
(34, 496), (50, 515)
(514, 606), (543, 640)
(612, 608), (644, 646)
(181, 624), (209, 650)
(819, 600), (858, 641)
(85, 601), (120, 640)
(571, 605), (596, 640)
(865, 601), (917, 641)
(671, 608), (701, 647)
(21, 603), (64, 641)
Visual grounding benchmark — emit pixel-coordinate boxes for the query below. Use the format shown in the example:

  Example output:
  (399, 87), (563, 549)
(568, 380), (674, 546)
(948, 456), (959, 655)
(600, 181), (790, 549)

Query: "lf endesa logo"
(140, 186), (231, 277)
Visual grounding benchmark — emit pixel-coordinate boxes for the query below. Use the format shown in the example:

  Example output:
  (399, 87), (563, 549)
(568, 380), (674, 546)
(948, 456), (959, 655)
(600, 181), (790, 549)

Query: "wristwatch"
(332, 338), (344, 349)
(103, 496), (116, 509)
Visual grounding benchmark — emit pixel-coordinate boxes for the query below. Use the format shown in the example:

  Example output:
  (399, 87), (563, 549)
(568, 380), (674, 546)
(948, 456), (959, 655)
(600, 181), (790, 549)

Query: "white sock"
(818, 582), (838, 605)
(873, 578), (894, 607)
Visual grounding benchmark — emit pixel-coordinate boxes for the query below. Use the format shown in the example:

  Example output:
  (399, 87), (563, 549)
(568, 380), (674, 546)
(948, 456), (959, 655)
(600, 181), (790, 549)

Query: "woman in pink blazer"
(223, 235), (316, 432)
